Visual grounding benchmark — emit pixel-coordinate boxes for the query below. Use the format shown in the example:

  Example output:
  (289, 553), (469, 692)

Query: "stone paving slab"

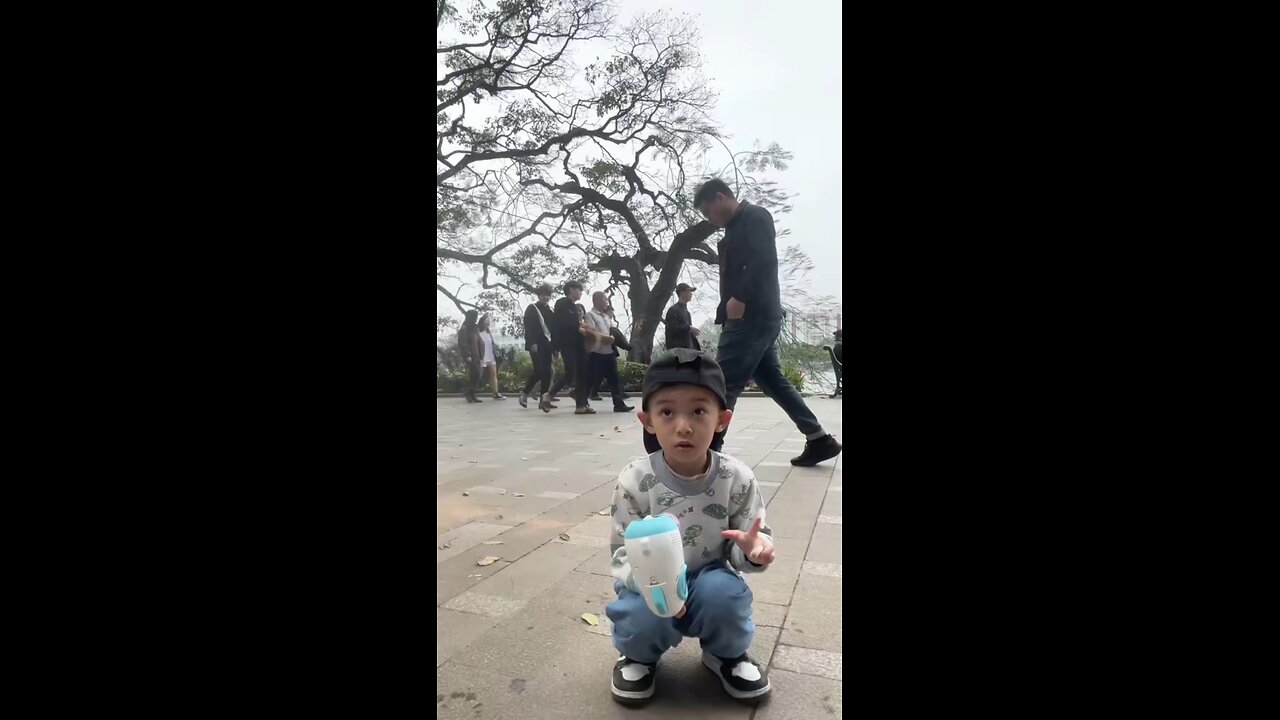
(760, 499), (822, 540)
(821, 489), (842, 517)
(752, 601), (789, 629)
(741, 536), (806, 606)
(806, 523), (843, 565)
(436, 659), (519, 720)
(437, 608), (502, 667)
(466, 540), (599, 600)
(803, 517), (844, 563)
(780, 571), (843, 653)
(772, 644), (842, 681)
(755, 668), (844, 719)
(573, 547), (614, 578)
(437, 522), (516, 564)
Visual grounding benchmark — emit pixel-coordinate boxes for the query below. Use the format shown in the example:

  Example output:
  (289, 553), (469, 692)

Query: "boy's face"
(638, 385), (733, 463)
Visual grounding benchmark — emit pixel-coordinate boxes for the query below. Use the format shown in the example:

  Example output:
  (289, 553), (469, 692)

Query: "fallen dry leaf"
(482, 541), (504, 545)
(462, 492), (470, 496)
(477, 556), (500, 566)
(581, 613), (599, 626)
(559, 533), (571, 541)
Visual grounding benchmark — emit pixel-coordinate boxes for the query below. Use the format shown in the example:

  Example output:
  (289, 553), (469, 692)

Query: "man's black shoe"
(790, 434), (841, 466)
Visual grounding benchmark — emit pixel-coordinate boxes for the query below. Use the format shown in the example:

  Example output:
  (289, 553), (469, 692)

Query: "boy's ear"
(717, 408), (733, 433)
(637, 410), (656, 433)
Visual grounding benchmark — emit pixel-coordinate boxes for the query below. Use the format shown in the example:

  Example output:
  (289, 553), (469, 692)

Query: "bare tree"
(436, 1), (799, 361)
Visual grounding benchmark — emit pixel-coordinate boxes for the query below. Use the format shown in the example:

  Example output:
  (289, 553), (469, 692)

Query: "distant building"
(787, 308), (842, 345)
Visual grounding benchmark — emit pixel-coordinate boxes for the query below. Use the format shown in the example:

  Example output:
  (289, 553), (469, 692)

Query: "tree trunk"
(593, 221), (719, 365)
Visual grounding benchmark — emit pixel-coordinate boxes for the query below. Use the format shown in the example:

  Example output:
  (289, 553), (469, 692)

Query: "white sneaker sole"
(610, 682), (655, 701)
(701, 651), (771, 699)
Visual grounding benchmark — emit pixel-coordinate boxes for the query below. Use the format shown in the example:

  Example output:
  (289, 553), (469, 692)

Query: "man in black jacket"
(693, 178), (841, 466)
(520, 284), (557, 412)
(548, 280), (594, 413)
(664, 282), (702, 351)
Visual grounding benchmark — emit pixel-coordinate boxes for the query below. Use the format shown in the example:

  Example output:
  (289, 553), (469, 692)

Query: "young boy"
(606, 348), (775, 703)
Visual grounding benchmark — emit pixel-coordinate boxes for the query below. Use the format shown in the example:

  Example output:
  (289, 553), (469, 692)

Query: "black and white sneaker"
(702, 650), (770, 700)
(611, 656), (657, 703)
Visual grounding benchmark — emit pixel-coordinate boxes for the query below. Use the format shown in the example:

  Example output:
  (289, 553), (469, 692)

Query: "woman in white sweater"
(477, 315), (505, 400)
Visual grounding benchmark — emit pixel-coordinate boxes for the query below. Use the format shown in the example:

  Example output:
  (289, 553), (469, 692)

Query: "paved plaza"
(436, 396), (844, 719)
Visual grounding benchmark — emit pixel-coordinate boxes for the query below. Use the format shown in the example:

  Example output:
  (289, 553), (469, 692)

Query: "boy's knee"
(692, 567), (753, 610)
(609, 590), (672, 630)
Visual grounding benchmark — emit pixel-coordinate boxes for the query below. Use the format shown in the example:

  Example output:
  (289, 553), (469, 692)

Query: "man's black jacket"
(664, 302), (701, 350)
(716, 201), (784, 325)
(523, 302), (554, 351)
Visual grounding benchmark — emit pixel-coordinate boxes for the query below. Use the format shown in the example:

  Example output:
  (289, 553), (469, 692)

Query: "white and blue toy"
(623, 513), (689, 618)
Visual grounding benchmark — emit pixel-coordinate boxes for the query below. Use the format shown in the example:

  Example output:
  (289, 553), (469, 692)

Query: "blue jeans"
(606, 563), (755, 664)
(713, 317), (823, 449)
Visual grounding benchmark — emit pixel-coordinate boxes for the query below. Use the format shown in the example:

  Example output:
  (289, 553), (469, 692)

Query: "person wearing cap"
(692, 178), (842, 466)
(584, 291), (634, 413)
(664, 282), (702, 351)
(519, 283), (557, 412)
(606, 349), (774, 704)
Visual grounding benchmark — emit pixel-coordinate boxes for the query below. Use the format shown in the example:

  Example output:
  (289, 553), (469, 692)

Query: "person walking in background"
(593, 302), (633, 400)
(477, 315), (505, 400)
(551, 281), (594, 414)
(456, 310), (483, 403)
(585, 292), (634, 413)
(521, 284), (557, 412)
(827, 328), (843, 399)
(664, 282), (702, 351)
(692, 178), (842, 466)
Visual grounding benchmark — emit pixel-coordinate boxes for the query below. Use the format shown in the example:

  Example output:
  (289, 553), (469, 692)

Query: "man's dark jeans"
(550, 344), (591, 408)
(642, 317), (822, 453)
(523, 347), (553, 396)
(465, 359), (481, 398)
(589, 352), (628, 409)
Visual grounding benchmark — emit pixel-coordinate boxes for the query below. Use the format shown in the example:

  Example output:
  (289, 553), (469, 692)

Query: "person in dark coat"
(548, 280), (593, 412)
(456, 309), (483, 403)
(826, 329), (843, 398)
(694, 178), (841, 466)
(664, 282), (702, 351)
(520, 284), (557, 412)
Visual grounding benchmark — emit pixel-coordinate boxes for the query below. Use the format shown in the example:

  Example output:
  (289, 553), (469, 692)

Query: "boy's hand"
(721, 517), (774, 565)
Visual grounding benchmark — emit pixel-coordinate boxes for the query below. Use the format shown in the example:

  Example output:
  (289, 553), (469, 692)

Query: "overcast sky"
(620, 0), (843, 304)
(438, 0), (843, 331)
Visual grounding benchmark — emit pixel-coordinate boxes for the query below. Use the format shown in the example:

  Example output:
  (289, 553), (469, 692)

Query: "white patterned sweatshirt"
(609, 450), (773, 590)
